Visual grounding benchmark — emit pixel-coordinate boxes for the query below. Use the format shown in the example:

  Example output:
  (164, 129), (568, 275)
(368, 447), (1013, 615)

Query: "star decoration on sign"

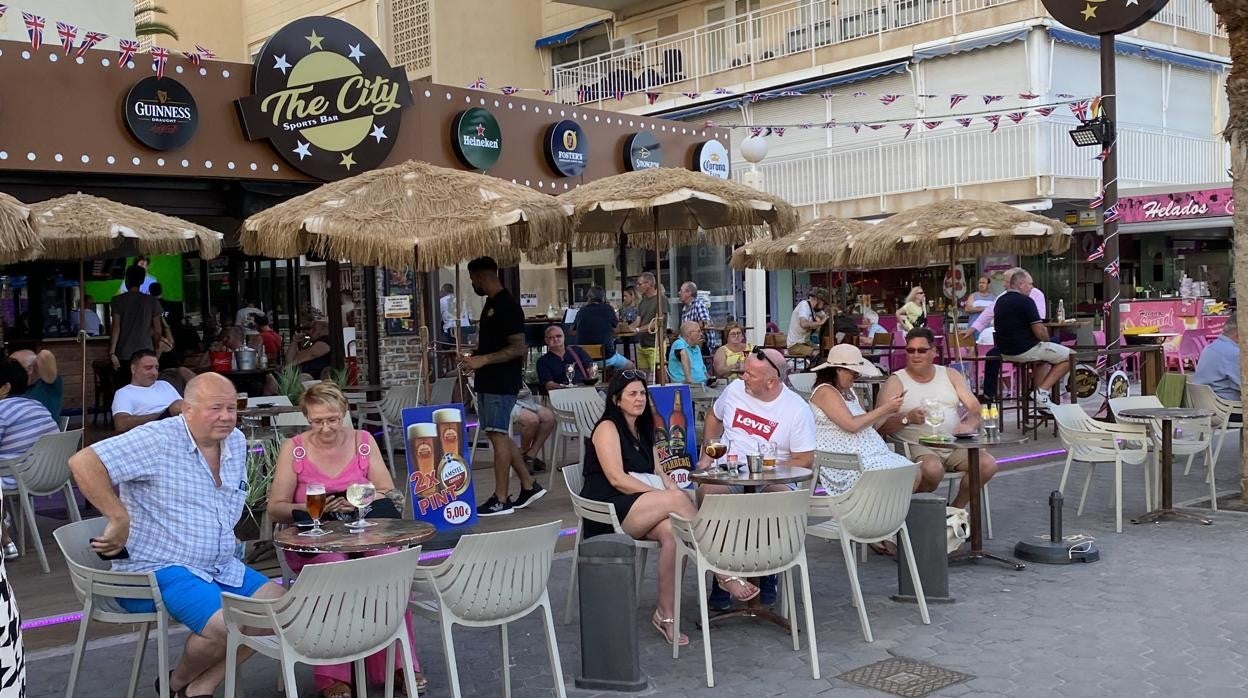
(340, 152), (356, 170)
(475, 124), (486, 137)
(292, 141), (311, 160)
(273, 54), (292, 74)
(369, 124), (388, 143)
(1081, 3), (1097, 19)
(348, 43), (365, 63)
(305, 31), (325, 50)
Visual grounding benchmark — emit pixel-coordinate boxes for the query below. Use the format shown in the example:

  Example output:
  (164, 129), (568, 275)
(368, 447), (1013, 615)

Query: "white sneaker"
(1032, 389), (1052, 411)
(3, 542), (17, 561)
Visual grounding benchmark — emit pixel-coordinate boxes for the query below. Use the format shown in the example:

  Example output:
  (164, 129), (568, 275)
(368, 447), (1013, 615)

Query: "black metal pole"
(1101, 35), (1121, 358)
(363, 266), (381, 386)
(326, 259), (345, 370)
(566, 247), (575, 306)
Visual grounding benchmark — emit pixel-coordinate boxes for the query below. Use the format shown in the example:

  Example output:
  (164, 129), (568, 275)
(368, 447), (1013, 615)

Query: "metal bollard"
(893, 494), (955, 604)
(574, 534), (648, 692)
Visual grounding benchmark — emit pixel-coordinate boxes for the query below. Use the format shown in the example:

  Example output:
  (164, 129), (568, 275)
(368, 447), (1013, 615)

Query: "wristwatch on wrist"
(901, 416), (909, 426)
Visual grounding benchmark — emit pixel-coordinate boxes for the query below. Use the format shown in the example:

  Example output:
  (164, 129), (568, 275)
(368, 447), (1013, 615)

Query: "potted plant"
(275, 364), (305, 405)
(235, 436), (280, 542)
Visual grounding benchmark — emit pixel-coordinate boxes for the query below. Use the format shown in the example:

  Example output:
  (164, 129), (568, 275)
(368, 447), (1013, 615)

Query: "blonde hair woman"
(267, 382), (426, 697)
(712, 322), (752, 379)
(896, 287), (927, 333)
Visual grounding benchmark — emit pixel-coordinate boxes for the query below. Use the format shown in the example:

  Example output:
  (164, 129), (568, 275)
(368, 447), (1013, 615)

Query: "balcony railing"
(549, 0), (1224, 106)
(731, 122), (1228, 207)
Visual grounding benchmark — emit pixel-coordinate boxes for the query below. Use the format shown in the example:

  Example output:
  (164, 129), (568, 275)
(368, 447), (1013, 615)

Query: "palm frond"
(134, 21), (179, 39)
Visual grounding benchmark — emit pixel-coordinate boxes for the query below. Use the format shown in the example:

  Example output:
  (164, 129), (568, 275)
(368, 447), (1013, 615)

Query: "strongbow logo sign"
(693, 139), (730, 179)
(235, 16), (412, 180)
(544, 119), (588, 177)
(731, 409), (777, 439)
(124, 76), (198, 150)
(452, 108), (502, 170)
(624, 131), (662, 171)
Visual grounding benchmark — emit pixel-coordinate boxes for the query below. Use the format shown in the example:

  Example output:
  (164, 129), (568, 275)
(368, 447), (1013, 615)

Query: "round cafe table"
(273, 519), (437, 555)
(687, 465), (814, 631)
(1118, 407), (1215, 526)
(894, 432), (1029, 571)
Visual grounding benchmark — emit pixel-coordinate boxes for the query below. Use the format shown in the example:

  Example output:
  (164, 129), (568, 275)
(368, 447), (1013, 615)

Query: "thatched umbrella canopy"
(730, 216), (873, 270)
(241, 159), (572, 271)
(849, 198), (1072, 269)
(552, 167), (798, 250)
(30, 193), (222, 260)
(0, 192), (41, 263)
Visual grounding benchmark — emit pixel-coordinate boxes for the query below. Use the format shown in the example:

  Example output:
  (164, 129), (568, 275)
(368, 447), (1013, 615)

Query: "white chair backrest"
(273, 411), (310, 428)
(562, 462), (585, 493)
(826, 463), (918, 541)
(380, 384), (422, 424)
(231, 547), (422, 658)
(690, 490), (811, 574)
(247, 396), (293, 407)
(11, 430), (83, 495)
(547, 388), (604, 437)
(424, 521), (560, 623)
(429, 377), (458, 407)
(53, 518), (157, 609)
(788, 372), (816, 395)
(1185, 383), (1231, 426)
(562, 463), (624, 531)
(301, 380), (323, 390)
(1050, 404), (1095, 431)
(1109, 395), (1163, 421)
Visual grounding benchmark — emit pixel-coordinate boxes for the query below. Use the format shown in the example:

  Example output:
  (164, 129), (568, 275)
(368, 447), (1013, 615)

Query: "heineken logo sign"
(624, 131), (662, 171)
(451, 108), (502, 170)
(544, 119), (588, 177)
(124, 76), (198, 150)
(235, 16), (412, 180)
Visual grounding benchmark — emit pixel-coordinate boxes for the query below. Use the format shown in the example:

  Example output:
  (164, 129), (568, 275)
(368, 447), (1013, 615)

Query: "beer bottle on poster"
(650, 396), (669, 449)
(668, 391), (687, 454)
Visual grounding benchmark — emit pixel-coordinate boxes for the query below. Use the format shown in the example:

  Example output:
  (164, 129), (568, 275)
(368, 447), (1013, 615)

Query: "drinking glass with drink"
(345, 481), (377, 531)
(565, 364), (576, 386)
(300, 483), (330, 537)
(922, 397), (945, 438)
(704, 439), (727, 471)
(761, 442), (777, 469)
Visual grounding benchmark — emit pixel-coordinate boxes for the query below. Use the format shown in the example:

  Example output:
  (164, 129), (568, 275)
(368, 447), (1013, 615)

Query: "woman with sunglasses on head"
(580, 370), (759, 646)
(711, 322), (752, 380)
(896, 286), (927, 333)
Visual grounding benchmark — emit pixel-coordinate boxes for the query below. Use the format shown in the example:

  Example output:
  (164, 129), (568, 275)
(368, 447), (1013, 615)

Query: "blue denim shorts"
(119, 565), (269, 634)
(477, 392), (518, 434)
(604, 353), (630, 369)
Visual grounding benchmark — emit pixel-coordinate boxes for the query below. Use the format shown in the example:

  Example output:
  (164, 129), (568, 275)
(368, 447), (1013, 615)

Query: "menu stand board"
(648, 384), (698, 489)
(402, 404), (478, 532)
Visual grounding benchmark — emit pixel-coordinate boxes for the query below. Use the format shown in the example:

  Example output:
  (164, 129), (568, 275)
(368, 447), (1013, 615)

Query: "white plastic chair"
(808, 462), (929, 642)
(222, 546), (423, 698)
(1, 429), (84, 573)
(54, 518), (175, 698)
(893, 438), (993, 539)
(547, 388), (605, 481)
(413, 521), (565, 698)
(1184, 382), (1241, 511)
(560, 463), (659, 623)
(1052, 404), (1154, 533)
(246, 395), (293, 407)
(788, 372), (816, 398)
(1110, 395), (1213, 506)
(670, 490), (818, 688)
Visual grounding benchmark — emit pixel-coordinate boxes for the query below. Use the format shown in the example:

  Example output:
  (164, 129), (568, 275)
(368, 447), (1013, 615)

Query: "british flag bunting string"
(151, 46), (169, 79)
(21, 12), (44, 51)
(55, 20), (76, 55)
(117, 39), (139, 68)
(75, 31), (107, 58)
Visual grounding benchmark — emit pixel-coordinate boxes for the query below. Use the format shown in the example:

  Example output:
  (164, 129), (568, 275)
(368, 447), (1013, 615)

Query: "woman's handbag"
(946, 507), (970, 553)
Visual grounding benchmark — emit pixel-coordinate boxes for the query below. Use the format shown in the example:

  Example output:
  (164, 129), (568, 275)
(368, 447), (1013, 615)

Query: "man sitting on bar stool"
(992, 267), (1072, 412)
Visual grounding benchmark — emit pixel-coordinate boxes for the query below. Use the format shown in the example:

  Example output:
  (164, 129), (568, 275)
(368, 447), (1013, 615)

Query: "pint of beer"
(408, 423), (439, 496)
(433, 408), (462, 459)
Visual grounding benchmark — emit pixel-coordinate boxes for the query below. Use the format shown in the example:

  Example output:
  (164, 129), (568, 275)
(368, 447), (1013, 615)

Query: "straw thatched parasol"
(848, 199), (1072, 269)
(730, 216), (873, 271)
(30, 193), (222, 260)
(241, 159), (572, 271)
(0, 192), (42, 263)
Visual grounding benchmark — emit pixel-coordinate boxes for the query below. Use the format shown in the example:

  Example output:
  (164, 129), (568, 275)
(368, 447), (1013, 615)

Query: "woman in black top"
(581, 371), (759, 646)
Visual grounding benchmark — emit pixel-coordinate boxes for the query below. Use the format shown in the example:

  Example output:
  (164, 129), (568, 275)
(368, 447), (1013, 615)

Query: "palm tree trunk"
(1209, 1), (1248, 502)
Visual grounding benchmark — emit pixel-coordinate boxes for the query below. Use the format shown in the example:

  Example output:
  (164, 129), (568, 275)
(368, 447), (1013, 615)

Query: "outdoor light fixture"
(1068, 116), (1114, 147)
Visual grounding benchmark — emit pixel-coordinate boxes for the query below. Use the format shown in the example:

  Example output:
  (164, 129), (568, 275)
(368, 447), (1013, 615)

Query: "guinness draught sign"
(124, 76), (198, 151)
(236, 16), (412, 180)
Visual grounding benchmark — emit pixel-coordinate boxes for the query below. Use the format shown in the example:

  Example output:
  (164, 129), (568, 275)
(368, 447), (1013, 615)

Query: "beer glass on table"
(761, 442), (777, 469)
(345, 481), (377, 531)
(300, 483), (330, 537)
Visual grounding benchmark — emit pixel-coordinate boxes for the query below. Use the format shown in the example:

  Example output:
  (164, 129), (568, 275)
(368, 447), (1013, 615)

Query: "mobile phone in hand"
(91, 538), (130, 560)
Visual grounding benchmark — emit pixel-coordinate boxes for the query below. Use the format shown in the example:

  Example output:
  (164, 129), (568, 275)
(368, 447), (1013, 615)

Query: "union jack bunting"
(867, 124), (886, 130)
(612, 89), (624, 101)
(467, 76), (487, 90)
(1056, 92), (1074, 99)
(56, 21), (77, 56)
(1086, 243), (1105, 262)
(749, 127), (762, 137)
(1094, 147), (1110, 162)
(711, 87), (733, 95)
(1006, 111), (1028, 123)
(1104, 259), (1121, 278)
(949, 94), (968, 108)
(1035, 106), (1056, 117)
(778, 90), (802, 97)
(822, 121), (836, 128)
(983, 94), (1003, 105)
(704, 120), (716, 128)
(117, 39), (139, 68)
(1070, 99), (1090, 121)
(923, 120), (942, 130)
(22, 12), (44, 52)
(799, 123), (813, 129)
(182, 50), (202, 65)
(500, 86), (519, 95)
(645, 92), (660, 104)
(819, 92), (835, 100)
(772, 127), (785, 137)
(956, 118), (973, 128)
(1103, 205), (1120, 223)
(151, 46), (169, 79)
(900, 123), (915, 139)
(851, 124), (863, 134)
(75, 31), (107, 58)
(195, 44), (217, 59)
(852, 91), (867, 97)
(681, 91), (700, 99)
(879, 94), (901, 105)
(1090, 192), (1104, 209)
(917, 93), (937, 99)
(0, 5), (7, 20)
(541, 89), (555, 96)
(748, 93), (763, 103)
(985, 115), (1001, 133)
(1018, 92), (1039, 100)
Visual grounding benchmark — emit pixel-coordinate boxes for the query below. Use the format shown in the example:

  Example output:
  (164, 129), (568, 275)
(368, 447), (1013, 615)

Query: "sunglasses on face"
(752, 348), (782, 378)
(905, 346), (932, 355)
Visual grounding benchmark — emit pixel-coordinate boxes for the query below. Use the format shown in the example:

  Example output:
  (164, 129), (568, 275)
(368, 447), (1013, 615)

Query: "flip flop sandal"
(390, 671), (429, 696)
(651, 611), (689, 646)
(716, 576), (760, 603)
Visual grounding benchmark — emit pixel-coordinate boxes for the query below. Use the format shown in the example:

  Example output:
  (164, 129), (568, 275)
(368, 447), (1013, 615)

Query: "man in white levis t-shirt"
(696, 346), (816, 609)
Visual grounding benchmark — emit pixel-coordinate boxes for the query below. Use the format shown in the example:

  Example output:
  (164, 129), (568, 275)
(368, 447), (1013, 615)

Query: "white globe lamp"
(739, 135), (769, 164)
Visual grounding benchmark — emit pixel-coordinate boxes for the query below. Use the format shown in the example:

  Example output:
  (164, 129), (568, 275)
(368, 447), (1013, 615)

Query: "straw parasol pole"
(553, 168), (797, 382)
(29, 193), (223, 423)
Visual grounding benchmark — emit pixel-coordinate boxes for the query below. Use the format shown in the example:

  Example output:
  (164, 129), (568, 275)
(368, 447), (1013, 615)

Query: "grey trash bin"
(893, 493), (955, 604)
(574, 533), (648, 692)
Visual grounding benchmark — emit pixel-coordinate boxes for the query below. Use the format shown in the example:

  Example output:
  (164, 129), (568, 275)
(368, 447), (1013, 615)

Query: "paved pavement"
(20, 444), (1248, 697)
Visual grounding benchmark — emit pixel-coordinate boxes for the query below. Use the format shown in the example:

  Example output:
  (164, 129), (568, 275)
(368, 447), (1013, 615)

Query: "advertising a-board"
(648, 384), (698, 489)
(402, 404), (478, 530)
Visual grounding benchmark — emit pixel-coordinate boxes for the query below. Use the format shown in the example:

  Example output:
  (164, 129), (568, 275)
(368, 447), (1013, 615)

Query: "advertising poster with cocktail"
(648, 385), (697, 489)
(401, 404), (478, 532)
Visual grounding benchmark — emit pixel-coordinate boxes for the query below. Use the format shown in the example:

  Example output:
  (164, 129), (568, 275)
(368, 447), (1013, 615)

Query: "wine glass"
(345, 481), (377, 531)
(299, 483), (330, 537)
(565, 364), (576, 385)
(704, 439), (728, 471)
(922, 397), (945, 438)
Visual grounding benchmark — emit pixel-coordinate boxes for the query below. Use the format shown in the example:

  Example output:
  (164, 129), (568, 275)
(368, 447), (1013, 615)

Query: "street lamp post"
(739, 135), (770, 348)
